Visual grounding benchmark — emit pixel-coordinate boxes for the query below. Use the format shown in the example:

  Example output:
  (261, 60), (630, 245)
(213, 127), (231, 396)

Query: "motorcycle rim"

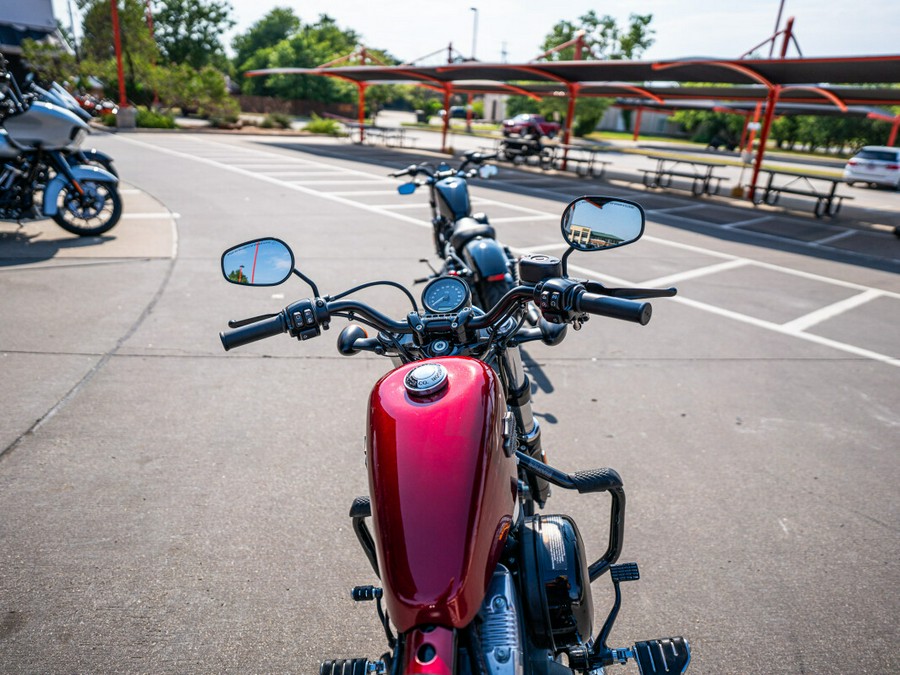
(52, 181), (123, 236)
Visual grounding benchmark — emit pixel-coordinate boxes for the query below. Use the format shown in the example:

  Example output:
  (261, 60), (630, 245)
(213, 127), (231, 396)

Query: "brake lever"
(584, 281), (677, 299)
(228, 313), (280, 328)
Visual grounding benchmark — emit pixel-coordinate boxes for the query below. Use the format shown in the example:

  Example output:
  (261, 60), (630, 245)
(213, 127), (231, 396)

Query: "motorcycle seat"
(450, 217), (496, 251)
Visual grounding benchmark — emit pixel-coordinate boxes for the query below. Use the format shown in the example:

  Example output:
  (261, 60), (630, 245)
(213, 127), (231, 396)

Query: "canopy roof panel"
(249, 55), (900, 88)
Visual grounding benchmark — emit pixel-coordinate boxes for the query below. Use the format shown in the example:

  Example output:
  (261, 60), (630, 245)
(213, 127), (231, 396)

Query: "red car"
(501, 113), (560, 138)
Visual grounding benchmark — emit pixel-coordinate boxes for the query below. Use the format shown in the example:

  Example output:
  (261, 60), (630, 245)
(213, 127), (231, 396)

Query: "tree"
(238, 14), (361, 103)
(78, 0), (159, 103)
(232, 7), (300, 71)
(670, 109), (745, 146)
(539, 11), (654, 61)
(151, 0), (235, 70)
(525, 12), (655, 136)
(20, 38), (78, 84)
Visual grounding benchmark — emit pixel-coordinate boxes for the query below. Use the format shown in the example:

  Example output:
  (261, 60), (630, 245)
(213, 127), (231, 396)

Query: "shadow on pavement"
(0, 227), (116, 267)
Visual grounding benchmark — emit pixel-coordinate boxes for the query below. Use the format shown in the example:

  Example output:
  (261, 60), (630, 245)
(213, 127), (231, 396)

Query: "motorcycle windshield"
(367, 357), (516, 632)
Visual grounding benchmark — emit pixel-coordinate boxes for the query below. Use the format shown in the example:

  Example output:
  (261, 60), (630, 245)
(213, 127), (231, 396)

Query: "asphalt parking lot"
(1, 129), (898, 674)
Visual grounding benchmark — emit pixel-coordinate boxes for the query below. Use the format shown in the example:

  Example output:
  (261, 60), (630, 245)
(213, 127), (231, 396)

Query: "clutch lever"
(584, 281), (677, 299)
(228, 313), (280, 329)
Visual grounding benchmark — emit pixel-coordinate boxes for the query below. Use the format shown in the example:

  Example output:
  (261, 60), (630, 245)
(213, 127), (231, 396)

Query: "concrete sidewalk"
(0, 184), (177, 456)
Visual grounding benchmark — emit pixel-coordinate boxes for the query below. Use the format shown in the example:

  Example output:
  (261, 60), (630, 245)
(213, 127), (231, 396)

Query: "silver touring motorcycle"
(0, 63), (121, 236)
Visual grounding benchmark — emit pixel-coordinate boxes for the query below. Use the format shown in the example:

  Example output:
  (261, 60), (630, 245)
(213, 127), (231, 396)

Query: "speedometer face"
(422, 276), (470, 313)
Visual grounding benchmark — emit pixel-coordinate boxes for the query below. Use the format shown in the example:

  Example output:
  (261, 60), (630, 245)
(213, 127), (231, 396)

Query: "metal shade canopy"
(247, 54), (900, 193)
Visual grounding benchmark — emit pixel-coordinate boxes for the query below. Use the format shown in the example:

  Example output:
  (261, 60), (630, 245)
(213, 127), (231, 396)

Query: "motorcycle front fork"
(500, 345), (550, 507)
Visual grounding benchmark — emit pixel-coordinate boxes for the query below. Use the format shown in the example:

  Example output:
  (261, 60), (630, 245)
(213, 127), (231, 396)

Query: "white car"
(843, 146), (900, 189)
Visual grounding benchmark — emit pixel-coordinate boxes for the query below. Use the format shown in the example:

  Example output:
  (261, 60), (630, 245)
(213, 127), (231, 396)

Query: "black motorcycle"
(390, 151), (520, 312)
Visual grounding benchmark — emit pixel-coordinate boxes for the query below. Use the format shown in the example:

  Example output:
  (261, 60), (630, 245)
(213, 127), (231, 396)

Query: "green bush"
(261, 112), (293, 129)
(573, 114), (601, 137)
(202, 98), (241, 128)
(135, 107), (177, 129)
(304, 114), (344, 136)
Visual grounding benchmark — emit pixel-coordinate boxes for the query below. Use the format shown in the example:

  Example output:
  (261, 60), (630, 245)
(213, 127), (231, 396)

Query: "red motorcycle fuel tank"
(367, 357), (517, 632)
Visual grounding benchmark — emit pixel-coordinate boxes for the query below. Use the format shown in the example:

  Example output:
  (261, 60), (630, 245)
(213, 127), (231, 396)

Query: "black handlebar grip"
(219, 313), (287, 351)
(576, 292), (652, 325)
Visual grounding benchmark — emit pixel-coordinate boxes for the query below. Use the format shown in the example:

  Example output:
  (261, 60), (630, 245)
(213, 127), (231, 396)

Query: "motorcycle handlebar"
(219, 282), (652, 352)
(220, 312), (287, 351)
(575, 291), (652, 326)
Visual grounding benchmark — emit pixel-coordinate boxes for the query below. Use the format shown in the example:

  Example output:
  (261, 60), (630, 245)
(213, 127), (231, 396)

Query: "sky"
(51, 0), (897, 65)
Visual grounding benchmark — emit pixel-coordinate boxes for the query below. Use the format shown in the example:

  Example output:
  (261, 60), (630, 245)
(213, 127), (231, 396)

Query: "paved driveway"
(1, 131), (897, 674)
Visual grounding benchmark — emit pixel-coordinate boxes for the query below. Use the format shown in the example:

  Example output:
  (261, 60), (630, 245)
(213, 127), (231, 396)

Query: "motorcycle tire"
(478, 277), (513, 312)
(52, 180), (123, 237)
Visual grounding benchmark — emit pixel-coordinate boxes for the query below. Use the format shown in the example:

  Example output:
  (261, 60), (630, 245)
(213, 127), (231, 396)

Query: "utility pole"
(470, 7), (478, 60)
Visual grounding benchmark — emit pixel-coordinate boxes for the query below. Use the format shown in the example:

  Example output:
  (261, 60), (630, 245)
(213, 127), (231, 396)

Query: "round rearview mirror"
(560, 196), (645, 251)
(221, 237), (295, 286)
(478, 164), (498, 179)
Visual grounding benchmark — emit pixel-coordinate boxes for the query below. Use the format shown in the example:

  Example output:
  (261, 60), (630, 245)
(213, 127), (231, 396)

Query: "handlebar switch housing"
(286, 298), (326, 341)
(534, 278), (585, 325)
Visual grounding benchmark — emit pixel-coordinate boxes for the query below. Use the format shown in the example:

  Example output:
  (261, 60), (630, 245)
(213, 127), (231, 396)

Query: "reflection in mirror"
(221, 238), (294, 286)
(478, 164), (498, 179)
(560, 197), (645, 251)
(397, 182), (417, 195)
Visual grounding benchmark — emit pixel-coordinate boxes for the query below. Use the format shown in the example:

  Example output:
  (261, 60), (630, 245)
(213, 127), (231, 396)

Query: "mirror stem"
(560, 247), (575, 277)
(292, 268), (320, 298)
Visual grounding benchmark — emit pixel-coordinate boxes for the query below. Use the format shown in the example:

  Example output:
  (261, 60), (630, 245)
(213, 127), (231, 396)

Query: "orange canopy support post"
(441, 87), (452, 153)
(744, 102), (762, 153)
(110, 0), (127, 107)
(747, 85), (782, 201)
(633, 107), (643, 141)
(866, 112), (900, 146)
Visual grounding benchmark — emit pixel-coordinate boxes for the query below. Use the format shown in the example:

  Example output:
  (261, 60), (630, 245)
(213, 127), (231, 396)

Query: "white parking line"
(490, 215), (559, 223)
(780, 289), (884, 332)
(367, 202), (430, 209)
(812, 229), (856, 245)
(721, 215), (773, 229)
(641, 259), (750, 287)
(262, 171), (346, 177)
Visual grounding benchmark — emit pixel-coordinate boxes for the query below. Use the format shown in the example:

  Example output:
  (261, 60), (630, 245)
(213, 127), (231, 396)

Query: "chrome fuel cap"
(404, 363), (448, 397)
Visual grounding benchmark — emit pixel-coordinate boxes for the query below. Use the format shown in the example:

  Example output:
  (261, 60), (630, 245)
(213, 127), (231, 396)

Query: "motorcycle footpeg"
(632, 637), (691, 675)
(610, 561), (640, 583)
(320, 658), (377, 675)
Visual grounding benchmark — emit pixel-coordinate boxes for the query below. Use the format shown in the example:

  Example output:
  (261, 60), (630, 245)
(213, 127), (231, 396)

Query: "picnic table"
(551, 144), (613, 178)
(639, 155), (727, 196)
(322, 113), (411, 147)
(753, 169), (853, 218)
(348, 123), (409, 148)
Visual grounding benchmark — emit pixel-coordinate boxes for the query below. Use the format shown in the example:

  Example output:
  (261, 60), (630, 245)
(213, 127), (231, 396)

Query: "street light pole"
(470, 7), (478, 60)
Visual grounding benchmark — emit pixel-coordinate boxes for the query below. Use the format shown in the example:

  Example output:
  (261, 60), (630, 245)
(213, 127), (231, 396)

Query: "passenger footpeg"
(631, 637), (691, 674)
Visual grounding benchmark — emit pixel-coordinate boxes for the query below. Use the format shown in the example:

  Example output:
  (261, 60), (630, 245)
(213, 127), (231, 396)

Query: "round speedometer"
(422, 276), (470, 314)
